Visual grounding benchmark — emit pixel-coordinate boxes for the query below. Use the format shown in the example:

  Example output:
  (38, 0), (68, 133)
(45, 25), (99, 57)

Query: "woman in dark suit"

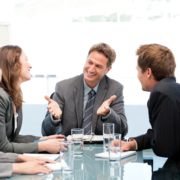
(0, 45), (64, 154)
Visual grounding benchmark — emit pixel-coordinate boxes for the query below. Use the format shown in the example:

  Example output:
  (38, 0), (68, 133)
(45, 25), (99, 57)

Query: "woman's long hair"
(0, 45), (23, 108)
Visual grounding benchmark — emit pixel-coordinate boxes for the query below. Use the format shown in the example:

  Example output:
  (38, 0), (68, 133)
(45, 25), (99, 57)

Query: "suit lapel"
(12, 107), (22, 141)
(92, 76), (107, 133)
(9, 96), (16, 141)
(16, 108), (22, 134)
(74, 74), (84, 128)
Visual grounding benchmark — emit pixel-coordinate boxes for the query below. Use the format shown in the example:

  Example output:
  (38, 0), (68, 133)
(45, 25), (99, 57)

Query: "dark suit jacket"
(42, 74), (128, 137)
(0, 88), (40, 153)
(0, 151), (19, 178)
(134, 77), (180, 158)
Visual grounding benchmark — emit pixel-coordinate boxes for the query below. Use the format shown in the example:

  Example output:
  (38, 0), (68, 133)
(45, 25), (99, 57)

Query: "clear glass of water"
(103, 123), (114, 150)
(71, 128), (84, 155)
(60, 141), (74, 173)
(109, 133), (121, 162)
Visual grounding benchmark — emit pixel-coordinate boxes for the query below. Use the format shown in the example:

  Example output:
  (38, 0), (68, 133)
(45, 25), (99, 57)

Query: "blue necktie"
(82, 89), (96, 135)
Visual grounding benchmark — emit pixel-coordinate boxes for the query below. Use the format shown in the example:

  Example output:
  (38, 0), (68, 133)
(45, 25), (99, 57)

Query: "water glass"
(71, 128), (84, 155)
(60, 141), (74, 173)
(114, 133), (121, 141)
(103, 123), (114, 150)
(109, 133), (121, 161)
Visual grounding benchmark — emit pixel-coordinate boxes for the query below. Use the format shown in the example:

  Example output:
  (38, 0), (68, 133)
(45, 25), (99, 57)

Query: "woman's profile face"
(19, 51), (32, 83)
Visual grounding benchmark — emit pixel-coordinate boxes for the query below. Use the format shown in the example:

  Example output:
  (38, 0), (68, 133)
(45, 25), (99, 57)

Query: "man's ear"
(147, 68), (153, 79)
(105, 66), (112, 74)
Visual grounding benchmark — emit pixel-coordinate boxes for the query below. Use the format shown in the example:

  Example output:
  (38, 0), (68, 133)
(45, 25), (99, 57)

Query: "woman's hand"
(38, 139), (64, 154)
(18, 154), (56, 164)
(12, 161), (52, 175)
(40, 134), (64, 140)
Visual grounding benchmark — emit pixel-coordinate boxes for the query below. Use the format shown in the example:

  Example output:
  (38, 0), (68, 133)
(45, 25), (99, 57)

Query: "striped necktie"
(82, 89), (96, 135)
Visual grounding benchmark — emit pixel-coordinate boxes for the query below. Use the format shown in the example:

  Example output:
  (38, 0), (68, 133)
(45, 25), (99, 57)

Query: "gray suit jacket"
(0, 151), (19, 178)
(42, 74), (128, 137)
(0, 87), (40, 153)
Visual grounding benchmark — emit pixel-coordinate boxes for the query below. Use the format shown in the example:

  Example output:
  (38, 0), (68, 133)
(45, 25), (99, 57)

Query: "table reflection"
(152, 158), (180, 180)
(7, 145), (180, 180)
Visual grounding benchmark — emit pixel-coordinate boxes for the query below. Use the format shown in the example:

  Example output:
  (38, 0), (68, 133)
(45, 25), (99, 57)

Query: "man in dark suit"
(42, 43), (128, 137)
(112, 43), (180, 158)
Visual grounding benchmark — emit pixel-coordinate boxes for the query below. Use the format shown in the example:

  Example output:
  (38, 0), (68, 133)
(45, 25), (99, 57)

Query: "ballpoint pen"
(89, 133), (95, 142)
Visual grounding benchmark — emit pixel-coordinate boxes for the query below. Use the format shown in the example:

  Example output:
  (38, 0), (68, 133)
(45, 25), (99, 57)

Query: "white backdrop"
(13, 22), (180, 104)
(0, 0), (180, 104)
(1, 0), (179, 137)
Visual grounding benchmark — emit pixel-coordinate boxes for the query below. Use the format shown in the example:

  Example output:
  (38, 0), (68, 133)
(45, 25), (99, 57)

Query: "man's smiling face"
(83, 50), (111, 88)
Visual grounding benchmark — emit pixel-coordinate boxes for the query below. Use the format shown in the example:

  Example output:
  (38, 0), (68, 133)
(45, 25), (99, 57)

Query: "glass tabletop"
(7, 144), (180, 180)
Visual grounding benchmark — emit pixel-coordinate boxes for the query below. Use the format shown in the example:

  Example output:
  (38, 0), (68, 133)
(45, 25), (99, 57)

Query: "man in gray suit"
(42, 43), (128, 137)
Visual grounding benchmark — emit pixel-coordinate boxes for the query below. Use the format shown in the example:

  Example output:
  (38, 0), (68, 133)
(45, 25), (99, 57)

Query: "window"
(0, 0), (180, 104)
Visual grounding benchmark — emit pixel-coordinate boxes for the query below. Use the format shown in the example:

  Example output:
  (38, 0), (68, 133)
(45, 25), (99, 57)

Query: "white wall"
(0, 0), (178, 137)
(0, 24), (11, 46)
(17, 23), (180, 104)
(0, 0), (179, 105)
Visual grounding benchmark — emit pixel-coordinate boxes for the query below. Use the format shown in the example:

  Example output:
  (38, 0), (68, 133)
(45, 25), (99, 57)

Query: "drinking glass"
(71, 128), (84, 155)
(114, 133), (121, 141)
(103, 123), (114, 150)
(109, 133), (121, 162)
(60, 141), (74, 173)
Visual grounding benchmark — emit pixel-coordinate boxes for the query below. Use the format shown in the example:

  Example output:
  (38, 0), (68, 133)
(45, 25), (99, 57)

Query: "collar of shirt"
(83, 79), (99, 96)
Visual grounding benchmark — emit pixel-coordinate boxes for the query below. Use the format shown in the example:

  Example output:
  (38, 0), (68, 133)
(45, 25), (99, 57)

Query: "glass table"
(7, 144), (180, 180)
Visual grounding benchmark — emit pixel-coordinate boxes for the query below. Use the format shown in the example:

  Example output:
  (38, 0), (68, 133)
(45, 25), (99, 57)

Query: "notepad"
(95, 151), (136, 159)
(23, 154), (60, 161)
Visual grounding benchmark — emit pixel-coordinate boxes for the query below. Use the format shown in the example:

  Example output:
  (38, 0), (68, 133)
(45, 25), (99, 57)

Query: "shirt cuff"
(101, 108), (111, 120)
(129, 138), (138, 150)
(50, 114), (61, 125)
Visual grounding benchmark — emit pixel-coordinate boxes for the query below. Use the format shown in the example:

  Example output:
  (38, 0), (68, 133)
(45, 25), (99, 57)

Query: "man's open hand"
(97, 95), (116, 116)
(45, 95), (62, 120)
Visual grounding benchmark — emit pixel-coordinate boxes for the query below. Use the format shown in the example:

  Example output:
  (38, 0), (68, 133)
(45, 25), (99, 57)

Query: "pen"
(90, 133), (95, 142)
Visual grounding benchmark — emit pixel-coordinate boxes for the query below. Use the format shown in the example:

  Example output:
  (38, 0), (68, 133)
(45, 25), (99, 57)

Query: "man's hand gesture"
(45, 95), (62, 120)
(97, 95), (116, 116)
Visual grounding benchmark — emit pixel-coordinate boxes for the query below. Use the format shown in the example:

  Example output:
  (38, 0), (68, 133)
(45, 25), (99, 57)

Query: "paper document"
(95, 151), (136, 159)
(67, 135), (103, 141)
(45, 160), (71, 171)
(45, 162), (61, 171)
(23, 154), (60, 161)
(91, 135), (103, 141)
